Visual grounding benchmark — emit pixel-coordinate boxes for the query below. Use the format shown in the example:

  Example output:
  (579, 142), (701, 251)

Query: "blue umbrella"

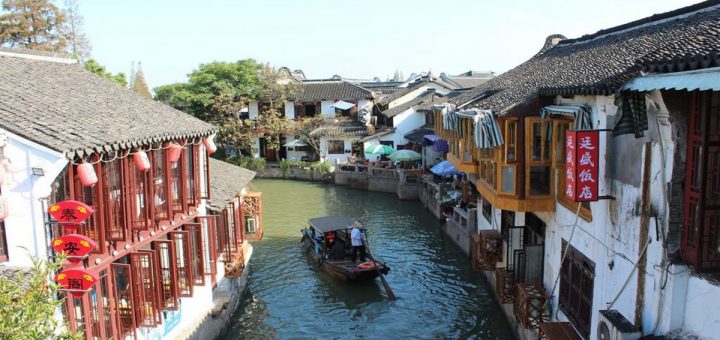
(430, 160), (460, 176)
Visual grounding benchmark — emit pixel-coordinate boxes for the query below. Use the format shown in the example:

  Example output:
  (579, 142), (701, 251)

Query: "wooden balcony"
(477, 181), (556, 212)
(447, 152), (478, 174)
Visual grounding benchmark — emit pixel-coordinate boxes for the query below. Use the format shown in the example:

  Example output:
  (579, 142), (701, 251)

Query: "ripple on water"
(219, 180), (514, 340)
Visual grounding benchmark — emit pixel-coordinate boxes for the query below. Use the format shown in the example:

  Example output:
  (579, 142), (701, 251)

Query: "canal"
(219, 179), (514, 339)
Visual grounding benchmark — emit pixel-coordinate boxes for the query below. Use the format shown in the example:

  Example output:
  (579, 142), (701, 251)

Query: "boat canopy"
(308, 216), (357, 232)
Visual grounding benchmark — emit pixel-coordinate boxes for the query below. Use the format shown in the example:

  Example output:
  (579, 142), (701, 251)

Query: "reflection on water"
(219, 179), (513, 339)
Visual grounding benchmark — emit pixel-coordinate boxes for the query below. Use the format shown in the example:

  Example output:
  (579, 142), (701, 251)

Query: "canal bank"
(219, 179), (514, 339)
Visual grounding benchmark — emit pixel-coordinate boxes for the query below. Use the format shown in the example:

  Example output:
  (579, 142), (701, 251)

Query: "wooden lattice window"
(198, 216), (218, 286)
(129, 252), (161, 327)
(0, 221), (7, 262)
(185, 145), (198, 207)
(525, 117), (554, 197)
(170, 154), (183, 213)
(682, 91), (720, 272)
(99, 269), (119, 339)
(169, 231), (193, 297)
(69, 162), (106, 254)
(152, 240), (178, 310)
(111, 263), (137, 338)
(153, 149), (169, 221)
(102, 158), (127, 241)
(227, 204), (238, 253)
(185, 224), (206, 285)
(128, 153), (153, 230)
(216, 210), (229, 257)
(559, 240), (594, 338)
(200, 150), (210, 199)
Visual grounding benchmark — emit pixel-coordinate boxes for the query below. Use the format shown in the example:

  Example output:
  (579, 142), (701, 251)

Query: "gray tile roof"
(291, 80), (375, 101)
(0, 50), (216, 159)
(309, 121), (368, 138)
(381, 92), (435, 118)
(416, 89), (469, 111)
(377, 77), (459, 106)
(451, 2), (720, 113)
(403, 126), (435, 144)
(208, 158), (256, 210)
(0, 265), (33, 292)
(358, 128), (395, 142)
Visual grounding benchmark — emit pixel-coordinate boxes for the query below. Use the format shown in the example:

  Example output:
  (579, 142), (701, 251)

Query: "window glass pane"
(543, 122), (552, 161)
(529, 166), (551, 195)
(501, 166), (515, 193)
(328, 140), (344, 154)
(532, 123), (542, 161)
(507, 122), (516, 162)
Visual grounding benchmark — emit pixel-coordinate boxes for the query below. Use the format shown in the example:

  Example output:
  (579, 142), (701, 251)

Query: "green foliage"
(278, 159), (293, 176)
(311, 160), (333, 178)
(291, 116), (324, 159)
(226, 156), (266, 172)
(0, 0), (67, 51)
(62, 0), (90, 61)
(83, 58), (127, 87)
(0, 251), (80, 340)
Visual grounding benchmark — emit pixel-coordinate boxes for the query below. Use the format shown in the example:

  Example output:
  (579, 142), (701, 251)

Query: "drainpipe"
(635, 142), (652, 330)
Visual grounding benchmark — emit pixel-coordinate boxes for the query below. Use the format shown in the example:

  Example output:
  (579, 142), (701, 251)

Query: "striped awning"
(456, 109), (503, 149)
(541, 104), (593, 130)
(437, 104), (460, 132)
(621, 67), (720, 92)
(613, 92), (648, 138)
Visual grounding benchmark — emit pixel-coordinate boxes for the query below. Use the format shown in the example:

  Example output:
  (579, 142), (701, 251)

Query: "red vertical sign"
(565, 130), (599, 202)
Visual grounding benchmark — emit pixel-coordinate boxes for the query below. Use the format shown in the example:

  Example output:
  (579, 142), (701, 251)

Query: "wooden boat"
(301, 216), (390, 281)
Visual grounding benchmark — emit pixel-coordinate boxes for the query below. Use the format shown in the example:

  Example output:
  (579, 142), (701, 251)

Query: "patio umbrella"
(365, 143), (394, 155)
(388, 150), (422, 161)
(430, 160), (461, 176)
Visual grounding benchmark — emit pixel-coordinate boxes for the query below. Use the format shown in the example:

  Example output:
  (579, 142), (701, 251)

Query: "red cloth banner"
(565, 130), (599, 202)
(54, 268), (99, 298)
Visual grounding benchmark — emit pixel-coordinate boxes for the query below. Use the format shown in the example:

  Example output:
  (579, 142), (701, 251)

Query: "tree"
(83, 58), (127, 87)
(293, 116), (325, 158)
(0, 252), (80, 339)
(62, 0), (89, 61)
(0, 0), (67, 51)
(254, 64), (298, 155)
(130, 62), (152, 98)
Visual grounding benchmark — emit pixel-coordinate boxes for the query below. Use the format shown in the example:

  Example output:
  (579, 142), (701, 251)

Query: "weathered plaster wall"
(0, 129), (66, 266)
(320, 137), (358, 164)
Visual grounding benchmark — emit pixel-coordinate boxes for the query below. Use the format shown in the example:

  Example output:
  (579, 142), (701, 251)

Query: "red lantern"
(167, 143), (183, 163)
(76, 162), (97, 186)
(54, 268), (99, 298)
(133, 150), (151, 171)
(51, 234), (97, 264)
(0, 195), (7, 221)
(204, 136), (217, 154)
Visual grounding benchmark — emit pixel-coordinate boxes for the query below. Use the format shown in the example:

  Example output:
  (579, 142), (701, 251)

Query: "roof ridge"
(0, 47), (76, 64)
(558, 0), (720, 46)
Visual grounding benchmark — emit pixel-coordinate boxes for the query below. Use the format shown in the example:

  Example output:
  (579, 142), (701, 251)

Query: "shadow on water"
(218, 179), (514, 340)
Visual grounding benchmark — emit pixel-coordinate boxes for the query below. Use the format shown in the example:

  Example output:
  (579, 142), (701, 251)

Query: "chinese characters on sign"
(54, 268), (99, 298)
(565, 130), (599, 202)
(50, 234), (97, 264)
(48, 200), (94, 233)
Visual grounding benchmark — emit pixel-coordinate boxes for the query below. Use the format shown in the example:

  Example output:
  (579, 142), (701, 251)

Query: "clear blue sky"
(79, 0), (705, 89)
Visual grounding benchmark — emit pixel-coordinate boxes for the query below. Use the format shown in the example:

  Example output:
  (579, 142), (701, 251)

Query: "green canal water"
(218, 179), (514, 339)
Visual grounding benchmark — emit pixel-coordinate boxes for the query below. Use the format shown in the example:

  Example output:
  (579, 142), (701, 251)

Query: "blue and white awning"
(541, 104), (593, 130)
(331, 100), (355, 110)
(456, 109), (504, 149)
(621, 67), (720, 92)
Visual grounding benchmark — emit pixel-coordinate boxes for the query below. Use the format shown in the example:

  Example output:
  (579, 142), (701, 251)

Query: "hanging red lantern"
(167, 143), (183, 163)
(54, 268), (99, 298)
(76, 162), (97, 186)
(204, 136), (217, 154)
(0, 195), (7, 221)
(133, 150), (151, 171)
(51, 234), (97, 264)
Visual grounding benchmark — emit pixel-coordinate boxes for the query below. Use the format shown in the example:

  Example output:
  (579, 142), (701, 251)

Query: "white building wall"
(0, 129), (67, 267)
(320, 137), (357, 164)
(249, 101), (259, 120)
(321, 100), (336, 118)
(284, 101), (295, 120)
(358, 99), (373, 124)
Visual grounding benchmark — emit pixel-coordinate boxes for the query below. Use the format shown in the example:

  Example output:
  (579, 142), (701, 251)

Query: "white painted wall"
(249, 101), (259, 120)
(320, 137), (357, 164)
(358, 99), (373, 124)
(284, 101), (295, 120)
(0, 129), (67, 267)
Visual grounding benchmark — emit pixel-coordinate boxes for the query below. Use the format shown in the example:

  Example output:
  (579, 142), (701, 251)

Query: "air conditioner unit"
(597, 310), (641, 340)
(246, 218), (257, 234)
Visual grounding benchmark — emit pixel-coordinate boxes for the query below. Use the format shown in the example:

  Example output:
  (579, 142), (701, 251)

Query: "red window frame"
(102, 158), (127, 241)
(111, 263), (137, 338)
(127, 153), (153, 232)
(0, 221), (8, 262)
(185, 223), (206, 286)
(200, 149), (210, 200)
(129, 251), (161, 327)
(152, 240), (179, 310)
(169, 231), (194, 297)
(70, 161), (106, 254)
(185, 144), (198, 207)
(169, 144), (187, 214)
(216, 210), (229, 258)
(99, 268), (120, 340)
(227, 204), (238, 254)
(153, 149), (170, 221)
(197, 216), (218, 286)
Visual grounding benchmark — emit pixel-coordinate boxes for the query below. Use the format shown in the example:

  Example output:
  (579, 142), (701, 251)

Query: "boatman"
(350, 222), (367, 263)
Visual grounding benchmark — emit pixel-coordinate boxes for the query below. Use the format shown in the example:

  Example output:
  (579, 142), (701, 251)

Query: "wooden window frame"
(99, 268), (120, 340)
(129, 251), (161, 327)
(559, 240), (595, 338)
(153, 148), (170, 221)
(185, 223), (206, 286)
(102, 157), (128, 242)
(111, 263), (137, 338)
(69, 160), (107, 254)
(327, 140), (345, 155)
(169, 145), (186, 214)
(227, 204), (238, 254)
(127, 152), (154, 232)
(198, 216), (218, 286)
(555, 119), (593, 221)
(200, 148), (210, 200)
(152, 240), (179, 310)
(524, 117), (555, 198)
(169, 231), (194, 297)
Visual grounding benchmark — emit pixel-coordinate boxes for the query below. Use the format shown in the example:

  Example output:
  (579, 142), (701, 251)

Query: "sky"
(79, 0), (706, 89)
